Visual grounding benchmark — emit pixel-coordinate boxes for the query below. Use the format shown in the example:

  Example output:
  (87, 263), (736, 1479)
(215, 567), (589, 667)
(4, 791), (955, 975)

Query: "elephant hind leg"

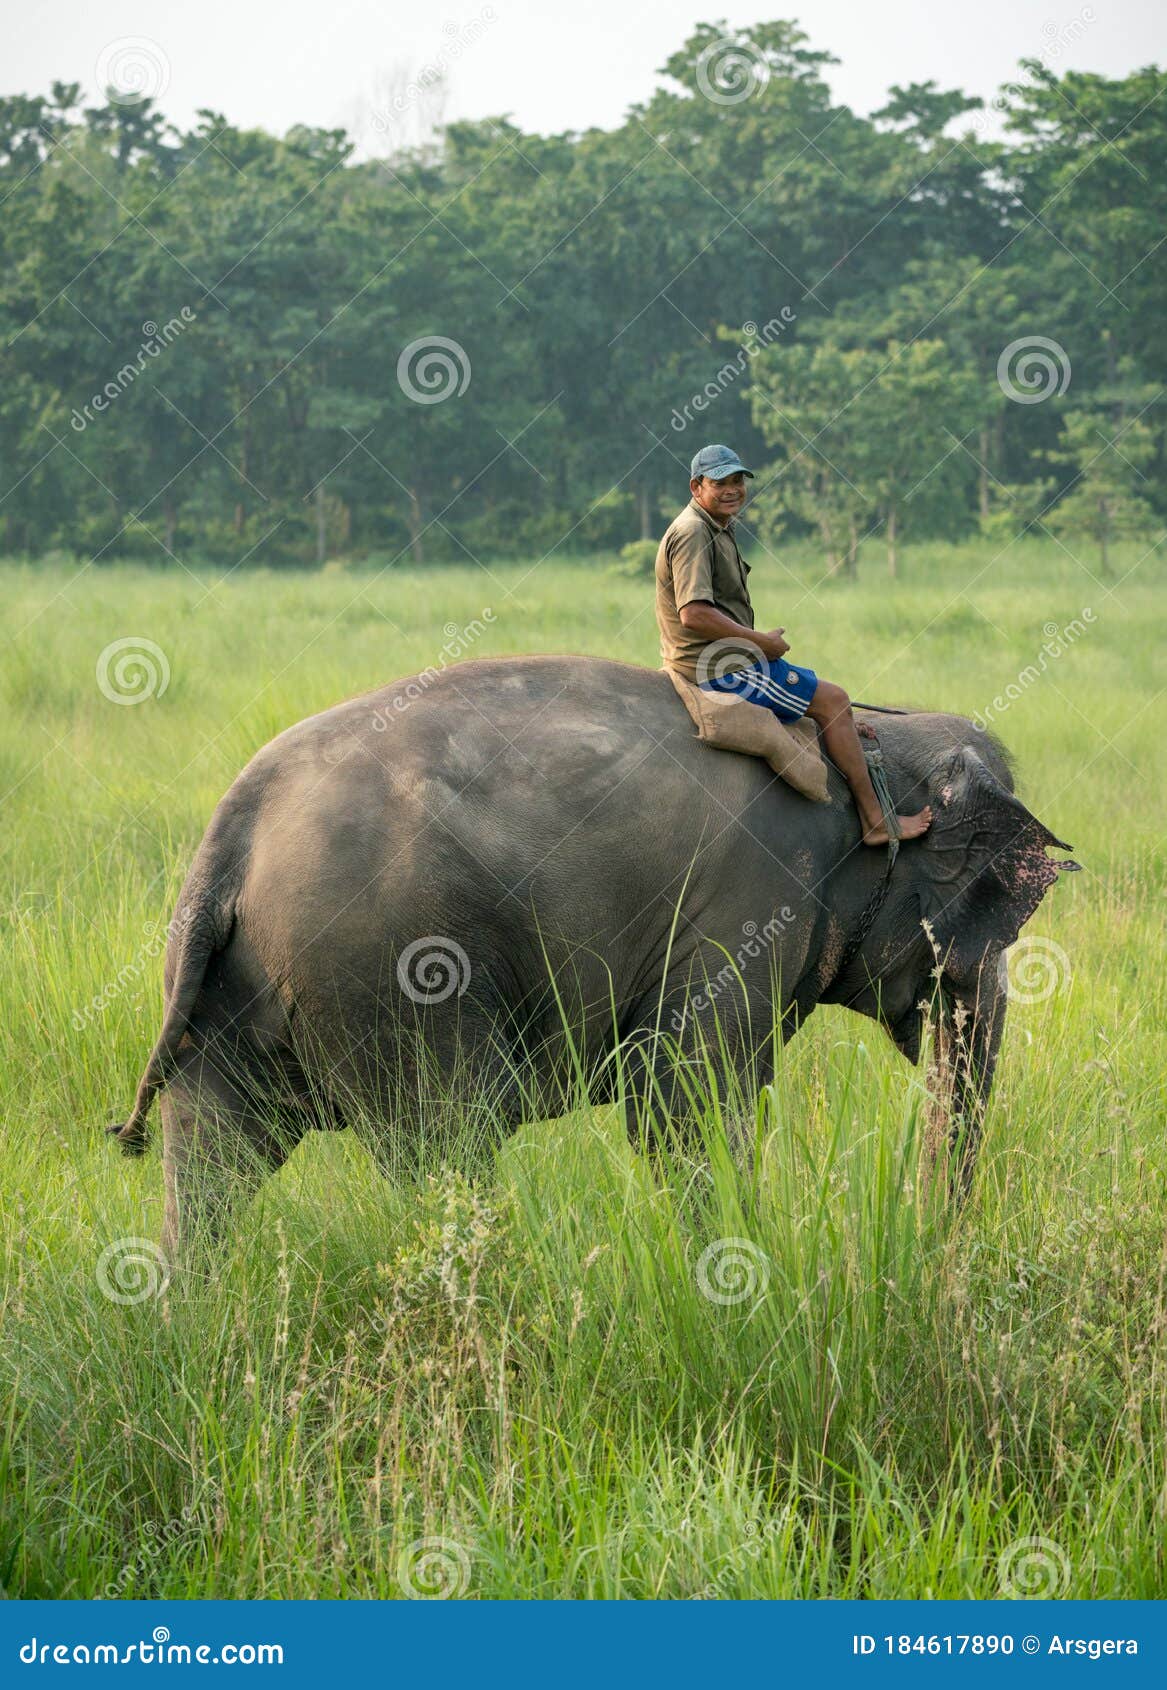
(160, 1040), (307, 1266)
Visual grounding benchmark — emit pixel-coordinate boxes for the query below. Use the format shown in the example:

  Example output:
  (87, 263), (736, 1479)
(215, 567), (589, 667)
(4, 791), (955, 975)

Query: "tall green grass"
(1, 539), (1164, 1597)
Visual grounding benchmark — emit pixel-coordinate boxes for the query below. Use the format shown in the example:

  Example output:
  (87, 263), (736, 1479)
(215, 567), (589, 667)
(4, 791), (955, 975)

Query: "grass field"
(1, 537), (1164, 1599)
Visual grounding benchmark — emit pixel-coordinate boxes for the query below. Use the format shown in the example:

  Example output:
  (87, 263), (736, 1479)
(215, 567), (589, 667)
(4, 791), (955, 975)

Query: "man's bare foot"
(862, 805), (933, 846)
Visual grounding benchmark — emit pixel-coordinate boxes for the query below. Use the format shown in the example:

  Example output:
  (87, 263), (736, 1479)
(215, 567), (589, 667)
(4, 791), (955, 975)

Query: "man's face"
(690, 472), (748, 524)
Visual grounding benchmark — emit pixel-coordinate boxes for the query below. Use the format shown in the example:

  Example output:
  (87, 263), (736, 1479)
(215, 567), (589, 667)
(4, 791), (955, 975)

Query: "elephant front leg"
(617, 1010), (772, 1173)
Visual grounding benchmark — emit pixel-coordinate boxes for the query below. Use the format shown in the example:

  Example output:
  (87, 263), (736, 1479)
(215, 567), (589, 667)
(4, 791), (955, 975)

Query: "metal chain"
(830, 734), (901, 989)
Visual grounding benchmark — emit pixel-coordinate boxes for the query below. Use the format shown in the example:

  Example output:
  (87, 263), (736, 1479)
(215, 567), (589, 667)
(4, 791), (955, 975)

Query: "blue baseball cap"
(690, 443), (754, 481)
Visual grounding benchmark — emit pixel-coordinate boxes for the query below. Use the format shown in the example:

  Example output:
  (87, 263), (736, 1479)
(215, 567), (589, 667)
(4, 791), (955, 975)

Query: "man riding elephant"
(108, 461), (1076, 1258)
(656, 443), (933, 846)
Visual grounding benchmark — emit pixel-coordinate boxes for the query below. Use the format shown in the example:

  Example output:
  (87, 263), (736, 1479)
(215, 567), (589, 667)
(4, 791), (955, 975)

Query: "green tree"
(746, 334), (977, 575)
(1047, 407), (1159, 572)
(858, 339), (980, 575)
(0, 23), (1163, 566)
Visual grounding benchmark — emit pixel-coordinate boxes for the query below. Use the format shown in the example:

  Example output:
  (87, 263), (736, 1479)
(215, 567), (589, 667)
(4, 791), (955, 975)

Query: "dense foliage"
(1, 19), (1164, 570)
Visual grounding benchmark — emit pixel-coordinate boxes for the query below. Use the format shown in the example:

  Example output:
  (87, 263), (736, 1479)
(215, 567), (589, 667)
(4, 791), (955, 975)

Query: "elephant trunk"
(927, 954), (1007, 1198)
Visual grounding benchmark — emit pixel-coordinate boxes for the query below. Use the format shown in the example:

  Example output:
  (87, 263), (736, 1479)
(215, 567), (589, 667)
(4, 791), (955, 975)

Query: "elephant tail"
(106, 881), (235, 1156)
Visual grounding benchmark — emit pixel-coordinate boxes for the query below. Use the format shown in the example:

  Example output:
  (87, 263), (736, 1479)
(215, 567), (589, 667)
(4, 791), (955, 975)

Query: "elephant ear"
(915, 744), (1080, 986)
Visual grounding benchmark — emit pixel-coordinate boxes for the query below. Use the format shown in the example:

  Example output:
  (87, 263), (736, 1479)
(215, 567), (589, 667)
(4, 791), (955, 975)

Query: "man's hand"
(678, 603), (791, 662)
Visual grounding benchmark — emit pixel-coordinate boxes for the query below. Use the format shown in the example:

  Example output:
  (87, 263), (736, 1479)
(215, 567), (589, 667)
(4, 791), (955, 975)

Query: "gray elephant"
(108, 656), (1077, 1257)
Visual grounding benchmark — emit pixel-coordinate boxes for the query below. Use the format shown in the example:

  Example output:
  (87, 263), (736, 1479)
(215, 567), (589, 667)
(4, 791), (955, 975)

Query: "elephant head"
(882, 739), (1079, 1190)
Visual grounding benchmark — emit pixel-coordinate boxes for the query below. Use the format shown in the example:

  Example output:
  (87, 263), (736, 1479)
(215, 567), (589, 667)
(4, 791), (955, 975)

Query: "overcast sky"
(6, 0), (1164, 146)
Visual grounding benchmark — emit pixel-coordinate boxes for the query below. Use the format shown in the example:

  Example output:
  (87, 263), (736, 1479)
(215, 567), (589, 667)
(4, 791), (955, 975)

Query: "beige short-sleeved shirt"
(655, 498), (755, 681)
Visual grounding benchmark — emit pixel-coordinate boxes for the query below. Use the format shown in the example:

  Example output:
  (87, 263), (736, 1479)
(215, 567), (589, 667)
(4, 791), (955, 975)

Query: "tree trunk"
(886, 505), (897, 578)
(235, 413), (251, 536)
(978, 424), (991, 522)
(314, 483), (326, 565)
(1104, 328), (1118, 400)
(821, 515), (841, 576)
(408, 487), (425, 565)
(637, 482), (653, 540)
(993, 405), (1005, 479)
(844, 514), (860, 579)
(163, 495), (177, 556)
(1099, 499), (1110, 575)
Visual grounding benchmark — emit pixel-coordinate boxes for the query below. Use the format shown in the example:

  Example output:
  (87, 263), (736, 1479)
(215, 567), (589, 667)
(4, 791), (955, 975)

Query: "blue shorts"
(699, 658), (819, 722)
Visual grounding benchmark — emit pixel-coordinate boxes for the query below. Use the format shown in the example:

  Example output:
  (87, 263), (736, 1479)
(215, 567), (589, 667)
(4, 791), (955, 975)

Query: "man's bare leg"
(804, 680), (932, 846)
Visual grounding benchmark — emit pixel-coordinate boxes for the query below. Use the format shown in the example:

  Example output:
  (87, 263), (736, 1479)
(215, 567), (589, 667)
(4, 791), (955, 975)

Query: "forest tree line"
(1, 19), (1164, 573)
